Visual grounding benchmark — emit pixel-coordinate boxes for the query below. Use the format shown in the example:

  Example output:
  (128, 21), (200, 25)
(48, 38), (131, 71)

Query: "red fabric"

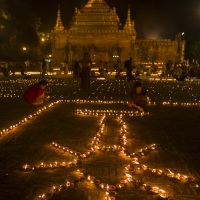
(24, 83), (44, 104)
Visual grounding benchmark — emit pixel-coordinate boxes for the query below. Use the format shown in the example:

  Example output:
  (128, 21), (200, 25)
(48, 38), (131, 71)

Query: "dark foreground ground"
(0, 77), (200, 200)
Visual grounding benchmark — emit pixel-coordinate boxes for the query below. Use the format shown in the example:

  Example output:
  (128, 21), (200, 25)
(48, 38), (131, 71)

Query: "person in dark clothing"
(81, 52), (92, 90)
(0, 62), (9, 77)
(74, 60), (80, 78)
(42, 59), (47, 76)
(128, 81), (148, 112)
(124, 57), (134, 82)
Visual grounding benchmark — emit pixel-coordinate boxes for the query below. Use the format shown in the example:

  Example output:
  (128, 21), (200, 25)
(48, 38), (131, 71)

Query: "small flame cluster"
(162, 101), (199, 106)
(70, 100), (200, 107)
(71, 99), (126, 104)
(23, 161), (76, 171)
(76, 109), (147, 117)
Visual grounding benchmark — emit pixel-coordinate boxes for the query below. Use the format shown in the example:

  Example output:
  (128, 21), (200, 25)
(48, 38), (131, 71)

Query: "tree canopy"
(0, 0), (42, 61)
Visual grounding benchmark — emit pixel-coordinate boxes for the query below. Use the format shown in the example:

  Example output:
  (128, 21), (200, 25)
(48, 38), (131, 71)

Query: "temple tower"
(54, 5), (64, 31)
(51, 0), (136, 66)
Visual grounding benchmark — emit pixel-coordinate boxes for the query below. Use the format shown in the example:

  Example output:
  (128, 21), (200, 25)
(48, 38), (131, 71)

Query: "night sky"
(6, 0), (200, 43)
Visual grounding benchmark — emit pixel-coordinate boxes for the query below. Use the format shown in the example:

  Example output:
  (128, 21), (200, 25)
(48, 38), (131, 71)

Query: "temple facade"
(50, 0), (185, 70)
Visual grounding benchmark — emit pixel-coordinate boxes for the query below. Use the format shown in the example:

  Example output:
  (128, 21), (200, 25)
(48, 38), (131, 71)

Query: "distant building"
(50, 0), (185, 71)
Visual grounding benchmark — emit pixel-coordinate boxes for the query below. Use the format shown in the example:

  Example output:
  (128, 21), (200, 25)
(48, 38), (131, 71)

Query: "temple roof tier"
(69, 0), (121, 31)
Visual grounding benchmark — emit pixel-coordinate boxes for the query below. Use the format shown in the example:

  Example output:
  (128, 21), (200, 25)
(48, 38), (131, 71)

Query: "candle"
(108, 185), (116, 191)
(116, 183), (124, 189)
(167, 172), (174, 178)
(151, 186), (159, 193)
(159, 189), (168, 198)
(99, 183), (107, 189)
(120, 179), (127, 184)
(132, 160), (140, 165)
(87, 175), (95, 183)
(23, 164), (30, 169)
(66, 181), (70, 187)
(80, 154), (86, 159)
(142, 165), (148, 170)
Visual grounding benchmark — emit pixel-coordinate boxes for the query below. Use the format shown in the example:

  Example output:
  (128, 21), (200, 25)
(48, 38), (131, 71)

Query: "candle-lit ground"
(0, 76), (200, 200)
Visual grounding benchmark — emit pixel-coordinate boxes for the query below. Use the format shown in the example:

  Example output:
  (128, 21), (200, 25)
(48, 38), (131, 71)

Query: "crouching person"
(24, 79), (49, 105)
(128, 81), (148, 112)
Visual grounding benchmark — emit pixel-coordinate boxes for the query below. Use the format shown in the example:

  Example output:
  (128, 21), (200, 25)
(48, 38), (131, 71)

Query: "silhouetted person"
(81, 52), (92, 90)
(74, 60), (80, 78)
(124, 57), (134, 82)
(42, 59), (47, 76)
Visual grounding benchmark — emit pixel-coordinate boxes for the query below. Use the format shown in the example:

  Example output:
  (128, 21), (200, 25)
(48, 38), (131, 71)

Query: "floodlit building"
(50, 0), (185, 71)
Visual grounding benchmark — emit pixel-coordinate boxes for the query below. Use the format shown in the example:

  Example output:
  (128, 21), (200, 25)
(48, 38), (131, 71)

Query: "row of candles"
(124, 162), (191, 183)
(162, 102), (199, 106)
(21, 112), (196, 200)
(76, 109), (147, 117)
(70, 99), (200, 107)
(0, 100), (63, 138)
(23, 161), (76, 171)
(0, 93), (199, 106)
(0, 95), (199, 109)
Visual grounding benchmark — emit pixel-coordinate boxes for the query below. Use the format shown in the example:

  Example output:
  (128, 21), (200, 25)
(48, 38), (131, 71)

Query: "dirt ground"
(0, 77), (200, 200)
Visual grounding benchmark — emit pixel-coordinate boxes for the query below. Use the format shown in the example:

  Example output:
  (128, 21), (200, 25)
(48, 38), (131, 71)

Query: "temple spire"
(54, 4), (64, 31)
(124, 5), (132, 31)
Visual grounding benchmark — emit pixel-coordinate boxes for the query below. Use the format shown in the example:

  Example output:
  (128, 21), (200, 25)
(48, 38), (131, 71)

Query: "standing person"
(128, 81), (148, 112)
(114, 60), (121, 74)
(38, 60), (43, 75)
(20, 61), (27, 76)
(176, 65), (183, 79)
(42, 59), (47, 76)
(65, 61), (69, 75)
(81, 52), (92, 90)
(0, 61), (9, 77)
(10, 62), (16, 75)
(24, 79), (49, 105)
(105, 62), (110, 78)
(124, 57), (134, 82)
(49, 60), (53, 75)
(170, 62), (175, 78)
(74, 60), (80, 78)
(176, 63), (186, 81)
(188, 62), (195, 80)
(61, 61), (67, 74)
(165, 60), (172, 78)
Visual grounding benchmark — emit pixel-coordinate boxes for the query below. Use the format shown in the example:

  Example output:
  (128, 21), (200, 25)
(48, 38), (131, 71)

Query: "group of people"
(0, 61), (30, 77)
(23, 52), (148, 113)
(23, 52), (92, 105)
(24, 78), (148, 113)
(164, 60), (198, 81)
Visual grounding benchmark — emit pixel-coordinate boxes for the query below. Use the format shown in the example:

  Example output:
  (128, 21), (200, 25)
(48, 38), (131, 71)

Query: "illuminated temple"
(51, 0), (185, 69)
